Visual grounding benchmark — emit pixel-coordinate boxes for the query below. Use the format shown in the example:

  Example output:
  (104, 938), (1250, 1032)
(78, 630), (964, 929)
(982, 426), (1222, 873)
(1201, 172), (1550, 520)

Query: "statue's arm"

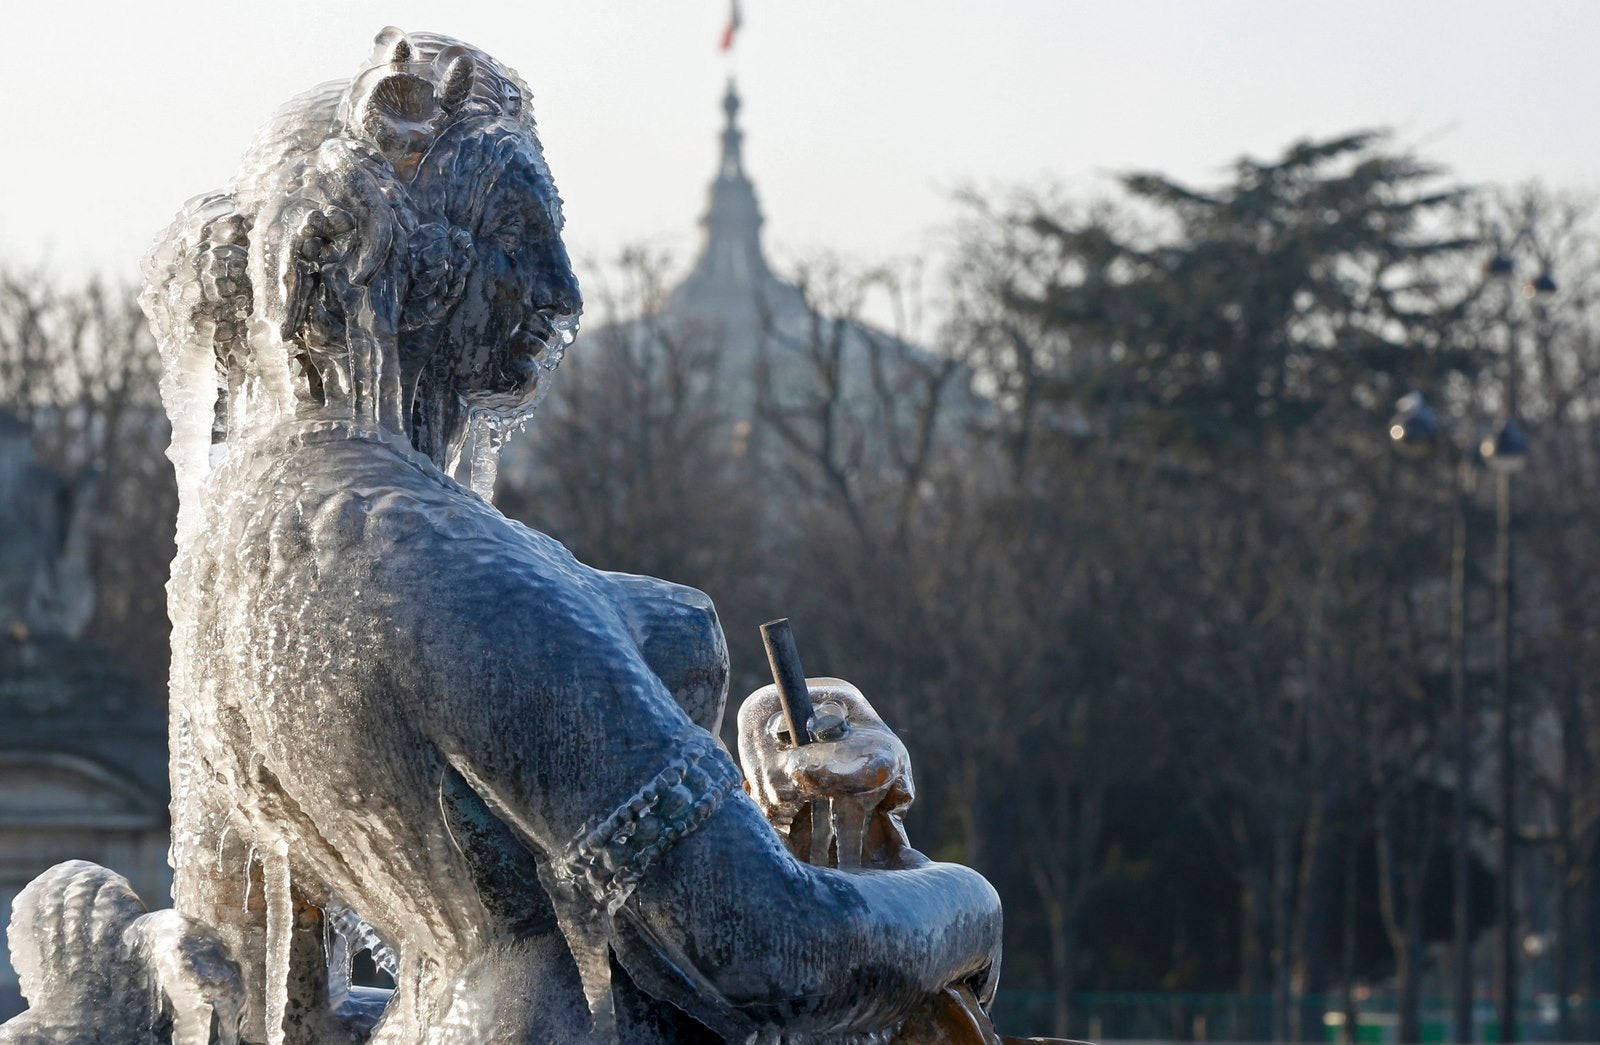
(615, 792), (1002, 1035)
(402, 543), (999, 1036)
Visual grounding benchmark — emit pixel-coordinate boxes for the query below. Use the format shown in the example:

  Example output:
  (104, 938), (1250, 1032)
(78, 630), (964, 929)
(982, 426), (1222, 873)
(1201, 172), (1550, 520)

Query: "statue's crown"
(339, 27), (521, 178)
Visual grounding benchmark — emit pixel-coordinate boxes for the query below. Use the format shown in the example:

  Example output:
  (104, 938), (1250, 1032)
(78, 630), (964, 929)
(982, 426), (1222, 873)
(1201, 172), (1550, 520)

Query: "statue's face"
(446, 148), (580, 418)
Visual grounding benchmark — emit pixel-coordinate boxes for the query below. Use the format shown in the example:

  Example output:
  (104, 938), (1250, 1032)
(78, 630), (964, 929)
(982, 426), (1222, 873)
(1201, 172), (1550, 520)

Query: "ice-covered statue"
(1, 27), (1017, 1044)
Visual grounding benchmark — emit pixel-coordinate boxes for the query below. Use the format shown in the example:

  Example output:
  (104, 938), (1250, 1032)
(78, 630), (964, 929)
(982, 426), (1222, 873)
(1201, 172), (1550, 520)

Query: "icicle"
(325, 902), (351, 998)
(466, 411), (508, 502)
(169, 993), (214, 1045)
(833, 797), (871, 871)
(327, 897), (398, 977)
(262, 840), (291, 1045)
(809, 798), (835, 867)
(240, 844), (256, 908)
(215, 1007), (242, 1045)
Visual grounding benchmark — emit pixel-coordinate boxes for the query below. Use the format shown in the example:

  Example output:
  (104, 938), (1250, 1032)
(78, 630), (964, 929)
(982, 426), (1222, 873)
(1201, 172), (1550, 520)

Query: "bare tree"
(0, 267), (174, 697)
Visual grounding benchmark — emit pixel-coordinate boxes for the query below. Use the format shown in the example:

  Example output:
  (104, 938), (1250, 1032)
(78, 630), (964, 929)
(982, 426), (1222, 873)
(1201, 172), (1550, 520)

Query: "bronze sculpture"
(3, 27), (1010, 1044)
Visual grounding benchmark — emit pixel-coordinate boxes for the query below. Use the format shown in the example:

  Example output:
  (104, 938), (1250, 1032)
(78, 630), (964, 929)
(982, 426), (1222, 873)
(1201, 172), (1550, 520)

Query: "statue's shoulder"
(219, 427), (540, 565)
(251, 426), (595, 591)
(218, 427), (668, 673)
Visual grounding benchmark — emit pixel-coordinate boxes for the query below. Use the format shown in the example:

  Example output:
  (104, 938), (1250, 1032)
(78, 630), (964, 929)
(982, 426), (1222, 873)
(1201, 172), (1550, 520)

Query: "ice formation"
(1, 861), (244, 1044)
(737, 679), (920, 873)
(1, 24), (1024, 1045)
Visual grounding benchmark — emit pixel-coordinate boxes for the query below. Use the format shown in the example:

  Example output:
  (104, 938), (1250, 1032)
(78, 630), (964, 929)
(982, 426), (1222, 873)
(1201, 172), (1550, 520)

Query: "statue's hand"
(737, 678), (922, 870)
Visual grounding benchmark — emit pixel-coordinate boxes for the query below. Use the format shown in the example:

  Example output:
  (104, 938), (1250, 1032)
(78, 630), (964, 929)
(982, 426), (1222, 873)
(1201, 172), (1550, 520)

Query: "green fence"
(990, 990), (1600, 1042)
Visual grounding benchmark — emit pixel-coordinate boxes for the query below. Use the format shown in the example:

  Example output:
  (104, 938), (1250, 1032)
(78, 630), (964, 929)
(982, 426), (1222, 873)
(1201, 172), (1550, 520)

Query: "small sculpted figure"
(1, 25), (1004, 1045)
(737, 682), (1077, 1045)
(0, 861), (244, 1045)
(737, 678), (920, 872)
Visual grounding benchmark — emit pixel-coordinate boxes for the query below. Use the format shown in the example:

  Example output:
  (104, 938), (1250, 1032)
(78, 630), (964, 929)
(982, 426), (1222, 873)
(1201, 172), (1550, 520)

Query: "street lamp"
(1382, 387), (1446, 444)
(1387, 389), (1475, 1045)
(1389, 392), (1440, 448)
(1528, 271), (1558, 297)
(1389, 231), (1553, 1045)
(1479, 418), (1530, 474)
(1482, 237), (1556, 1045)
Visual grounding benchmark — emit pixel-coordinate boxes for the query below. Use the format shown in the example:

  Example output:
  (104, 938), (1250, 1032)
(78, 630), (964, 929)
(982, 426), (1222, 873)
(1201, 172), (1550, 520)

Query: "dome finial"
(718, 79), (744, 180)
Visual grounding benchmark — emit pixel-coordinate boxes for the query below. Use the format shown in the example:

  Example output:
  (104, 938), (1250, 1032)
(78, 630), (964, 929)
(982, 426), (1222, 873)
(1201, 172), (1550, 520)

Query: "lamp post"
(1387, 390), (1474, 1044)
(1388, 388), (1532, 1045)
(1389, 233), (1552, 1044)
(1481, 241), (1553, 1045)
(1483, 410), (1526, 1045)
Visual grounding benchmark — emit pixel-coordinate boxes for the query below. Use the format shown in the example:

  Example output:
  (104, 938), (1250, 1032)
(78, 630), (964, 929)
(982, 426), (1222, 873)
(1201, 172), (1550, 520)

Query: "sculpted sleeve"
(390, 504), (1001, 1040)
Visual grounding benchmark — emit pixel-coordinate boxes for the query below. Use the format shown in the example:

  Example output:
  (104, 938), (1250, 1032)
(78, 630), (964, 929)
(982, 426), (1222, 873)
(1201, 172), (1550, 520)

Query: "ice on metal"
(2, 24), (1010, 1045)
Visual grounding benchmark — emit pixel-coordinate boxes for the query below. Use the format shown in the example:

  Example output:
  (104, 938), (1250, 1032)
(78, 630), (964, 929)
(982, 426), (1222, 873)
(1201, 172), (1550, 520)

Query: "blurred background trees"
(5, 130), (1599, 1042)
(0, 270), (174, 696)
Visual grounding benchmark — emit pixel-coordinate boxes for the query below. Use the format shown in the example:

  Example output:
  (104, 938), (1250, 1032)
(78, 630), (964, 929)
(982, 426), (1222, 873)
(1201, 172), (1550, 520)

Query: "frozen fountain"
(0, 27), (1053, 1044)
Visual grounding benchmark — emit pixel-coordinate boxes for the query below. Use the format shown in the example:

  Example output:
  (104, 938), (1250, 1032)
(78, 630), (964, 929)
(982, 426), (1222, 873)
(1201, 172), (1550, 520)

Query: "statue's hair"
(139, 29), (553, 536)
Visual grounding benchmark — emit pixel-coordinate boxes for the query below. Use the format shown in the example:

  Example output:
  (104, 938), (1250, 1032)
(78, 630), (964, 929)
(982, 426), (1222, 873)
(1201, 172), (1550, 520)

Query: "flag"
(719, 0), (742, 52)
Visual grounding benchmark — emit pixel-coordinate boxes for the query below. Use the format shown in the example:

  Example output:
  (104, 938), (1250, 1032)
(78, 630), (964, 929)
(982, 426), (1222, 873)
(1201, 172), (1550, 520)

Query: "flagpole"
(719, 0), (742, 54)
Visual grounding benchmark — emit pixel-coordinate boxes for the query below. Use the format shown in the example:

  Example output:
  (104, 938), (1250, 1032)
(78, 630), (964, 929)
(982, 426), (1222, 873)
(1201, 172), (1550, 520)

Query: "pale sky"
(4, 1), (1598, 288)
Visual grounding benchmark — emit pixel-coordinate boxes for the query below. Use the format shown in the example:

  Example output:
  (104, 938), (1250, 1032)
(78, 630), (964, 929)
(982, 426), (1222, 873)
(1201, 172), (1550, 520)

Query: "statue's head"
(142, 28), (580, 516)
(8, 861), (147, 1010)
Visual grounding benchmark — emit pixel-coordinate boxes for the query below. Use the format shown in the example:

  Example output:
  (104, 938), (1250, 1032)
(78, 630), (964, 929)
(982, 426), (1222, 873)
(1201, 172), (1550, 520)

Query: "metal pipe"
(1495, 269), (1521, 1045)
(761, 618), (814, 746)
(1450, 456), (1474, 1044)
(1495, 464), (1517, 1045)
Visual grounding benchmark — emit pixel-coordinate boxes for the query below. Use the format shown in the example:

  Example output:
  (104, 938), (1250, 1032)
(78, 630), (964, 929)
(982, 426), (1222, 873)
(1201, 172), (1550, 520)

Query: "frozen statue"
(1, 27), (1024, 1045)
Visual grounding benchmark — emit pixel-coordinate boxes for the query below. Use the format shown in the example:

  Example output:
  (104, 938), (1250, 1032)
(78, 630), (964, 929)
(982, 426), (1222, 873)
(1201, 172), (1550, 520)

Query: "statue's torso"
(170, 421), (727, 964)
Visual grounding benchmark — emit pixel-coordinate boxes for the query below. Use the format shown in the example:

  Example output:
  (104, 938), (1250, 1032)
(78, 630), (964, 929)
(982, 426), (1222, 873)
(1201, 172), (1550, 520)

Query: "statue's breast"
(599, 571), (729, 735)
